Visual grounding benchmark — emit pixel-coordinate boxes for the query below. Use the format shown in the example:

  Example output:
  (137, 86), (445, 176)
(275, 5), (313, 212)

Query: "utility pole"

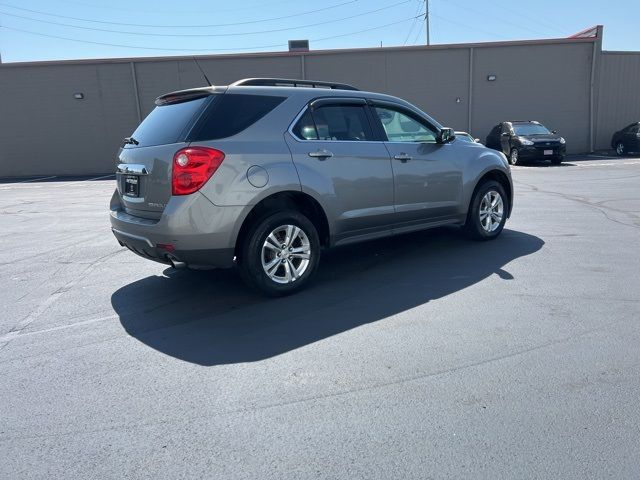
(425, 0), (430, 46)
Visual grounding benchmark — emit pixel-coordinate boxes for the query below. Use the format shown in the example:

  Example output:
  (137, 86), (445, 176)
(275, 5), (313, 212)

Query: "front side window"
(374, 107), (437, 143)
(292, 104), (372, 141)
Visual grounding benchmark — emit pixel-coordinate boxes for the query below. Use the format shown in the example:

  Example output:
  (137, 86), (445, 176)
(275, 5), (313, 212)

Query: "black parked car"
(486, 121), (566, 165)
(611, 122), (640, 156)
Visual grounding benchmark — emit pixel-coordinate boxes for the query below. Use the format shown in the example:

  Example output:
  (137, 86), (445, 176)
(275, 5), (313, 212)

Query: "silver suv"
(110, 78), (513, 295)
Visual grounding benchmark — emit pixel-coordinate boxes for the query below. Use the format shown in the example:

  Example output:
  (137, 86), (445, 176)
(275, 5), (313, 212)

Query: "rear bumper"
(109, 190), (243, 269)
(518, 145), (566, 159)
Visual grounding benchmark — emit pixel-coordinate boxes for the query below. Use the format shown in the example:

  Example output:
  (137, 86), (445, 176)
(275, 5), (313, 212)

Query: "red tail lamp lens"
(172, 147), (225, 195)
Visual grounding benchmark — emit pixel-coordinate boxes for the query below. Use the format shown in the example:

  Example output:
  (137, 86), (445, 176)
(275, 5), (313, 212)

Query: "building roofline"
(602, 50), (640, 55)
(0, 34), (600, 68)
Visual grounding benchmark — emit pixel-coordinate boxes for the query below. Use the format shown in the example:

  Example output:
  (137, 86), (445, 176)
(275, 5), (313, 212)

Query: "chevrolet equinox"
(110, 78), (514, 295)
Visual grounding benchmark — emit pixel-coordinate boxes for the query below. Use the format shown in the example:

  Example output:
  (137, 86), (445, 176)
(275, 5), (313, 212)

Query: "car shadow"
(112, 227), (544, 366)
(515, 161), (576, 168)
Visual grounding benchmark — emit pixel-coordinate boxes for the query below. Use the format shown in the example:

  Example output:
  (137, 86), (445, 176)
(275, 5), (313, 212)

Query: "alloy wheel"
(479, 190), (504, 233)
(261, 224), (311, 284)
(510, 149), (518, 165)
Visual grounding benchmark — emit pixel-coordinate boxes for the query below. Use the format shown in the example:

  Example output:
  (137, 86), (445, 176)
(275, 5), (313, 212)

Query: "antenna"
(192, 56), (212, 87)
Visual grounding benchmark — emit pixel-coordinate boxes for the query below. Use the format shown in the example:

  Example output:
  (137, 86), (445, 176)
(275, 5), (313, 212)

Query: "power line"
(0, 0), (360, 28)
(0, 1), (412, 37)
(412, 18), (425, 44)
(443, 0), (563, 38)
(0, 16), (420, 53)
(314, 16), (420, 42)
(403, 1), (424, 46)
(45, 0), (300, 16)
(490, 0), (567, 35)
(429, 12), (510, 40)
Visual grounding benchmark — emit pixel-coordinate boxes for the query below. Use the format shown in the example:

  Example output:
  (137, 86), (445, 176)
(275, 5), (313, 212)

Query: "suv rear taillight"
(172, 147), (225, 195)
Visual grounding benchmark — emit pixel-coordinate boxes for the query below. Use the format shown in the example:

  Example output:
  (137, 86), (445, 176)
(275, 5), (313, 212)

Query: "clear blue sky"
(0, 0), (637, 63)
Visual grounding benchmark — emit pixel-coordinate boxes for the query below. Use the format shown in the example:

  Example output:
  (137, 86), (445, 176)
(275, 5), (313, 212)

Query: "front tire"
(616, 142), (625, 156)
(464, 181), (508, 241)
(238, 210), (320, 296)
(508, 148), (519, 165)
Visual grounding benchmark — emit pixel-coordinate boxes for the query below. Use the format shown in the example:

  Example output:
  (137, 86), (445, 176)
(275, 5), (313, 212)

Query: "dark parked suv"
(111, 78), (513, 295)
(611, 122), (640, 156)
(486, 121), (566, 165)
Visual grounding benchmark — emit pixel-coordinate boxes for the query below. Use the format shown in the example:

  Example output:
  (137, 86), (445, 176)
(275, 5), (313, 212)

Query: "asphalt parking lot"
(1, 155), (639, 479)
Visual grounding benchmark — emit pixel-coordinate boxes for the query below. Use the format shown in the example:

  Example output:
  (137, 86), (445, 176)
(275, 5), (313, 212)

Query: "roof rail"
(231, 78), (359, 91)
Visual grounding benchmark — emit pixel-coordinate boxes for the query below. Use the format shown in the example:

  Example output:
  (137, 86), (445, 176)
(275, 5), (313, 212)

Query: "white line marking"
(87, 174), (116, 181)
(0, 314), (118, 343)
(16, 176), (57, 183)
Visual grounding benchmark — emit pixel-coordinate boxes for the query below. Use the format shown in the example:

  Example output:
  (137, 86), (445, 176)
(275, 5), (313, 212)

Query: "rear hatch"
(115, 90), (215, 219)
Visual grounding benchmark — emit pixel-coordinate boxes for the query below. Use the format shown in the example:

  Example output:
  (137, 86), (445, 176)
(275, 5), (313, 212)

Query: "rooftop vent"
(288, 40), (309, 52)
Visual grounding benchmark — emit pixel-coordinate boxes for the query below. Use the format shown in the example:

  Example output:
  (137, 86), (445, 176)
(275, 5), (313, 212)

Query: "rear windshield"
(128, 96), (210, 147)
(191, 94), (286, 141)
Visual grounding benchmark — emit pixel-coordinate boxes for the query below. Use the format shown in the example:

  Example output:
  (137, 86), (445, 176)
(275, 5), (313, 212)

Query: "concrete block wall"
(0, 36), (622, 177)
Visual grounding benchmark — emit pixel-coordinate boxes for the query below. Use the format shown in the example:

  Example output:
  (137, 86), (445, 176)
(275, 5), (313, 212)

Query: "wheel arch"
(233, 190), (331, 258)
(469, 169), (513, 219)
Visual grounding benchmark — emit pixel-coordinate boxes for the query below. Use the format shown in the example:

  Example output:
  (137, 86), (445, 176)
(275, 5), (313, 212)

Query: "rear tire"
(238, 210), (320, 296)
(508, 148), (519, 165)
(464, 181), (508, 241)
(616, 142), (625, 156)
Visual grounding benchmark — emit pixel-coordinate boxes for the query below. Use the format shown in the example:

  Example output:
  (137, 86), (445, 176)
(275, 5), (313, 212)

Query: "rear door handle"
(393, 153), (412, 162)
(308, 149), (333, 159)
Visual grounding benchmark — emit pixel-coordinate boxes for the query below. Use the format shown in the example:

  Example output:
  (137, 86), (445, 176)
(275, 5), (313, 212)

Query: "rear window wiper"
(123, 136), (139, 145)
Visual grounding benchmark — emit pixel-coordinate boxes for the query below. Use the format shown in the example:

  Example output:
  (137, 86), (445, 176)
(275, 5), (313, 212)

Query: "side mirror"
(437, 127), (456, 144)
(552, 130), (557, 134)
(474, 138), (481, 143)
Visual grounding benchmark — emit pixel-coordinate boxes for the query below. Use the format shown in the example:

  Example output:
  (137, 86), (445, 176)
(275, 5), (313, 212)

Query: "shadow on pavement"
(515, 160), (577, 168)
(112, 227), (544, 366)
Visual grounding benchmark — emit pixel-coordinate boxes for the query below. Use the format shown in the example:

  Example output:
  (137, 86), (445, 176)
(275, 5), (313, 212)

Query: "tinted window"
(375, 107), (437, 142)
(628, 124), (640, 134)
(292, 110), (319, 140)
(192, 94), (285, 141)
(310, 105), (373, 141)
(129, 96), (209, 147)
(512, 123), (551, 135)
(489, 125), (501, 137)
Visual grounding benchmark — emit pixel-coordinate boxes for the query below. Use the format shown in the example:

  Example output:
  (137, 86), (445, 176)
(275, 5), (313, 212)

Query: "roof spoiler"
(155, 87), (221, 106)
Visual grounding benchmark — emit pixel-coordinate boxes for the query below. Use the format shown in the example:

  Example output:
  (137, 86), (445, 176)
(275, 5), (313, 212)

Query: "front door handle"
(308, 149), (333, 159)
(394, 153), (412, 162)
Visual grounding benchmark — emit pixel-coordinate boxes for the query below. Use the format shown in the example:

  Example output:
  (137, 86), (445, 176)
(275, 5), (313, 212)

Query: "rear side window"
(192, 94), (285, 141)
(129, 96), (209, 147)
(293, 104), (373, 141)
(292, 110), (318, 140)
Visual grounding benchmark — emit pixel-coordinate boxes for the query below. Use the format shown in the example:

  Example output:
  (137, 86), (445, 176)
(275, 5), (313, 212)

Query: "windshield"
(128, 96), (210, 147)
(512, 123), (551, 136)
(456, 133), (474, 142)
